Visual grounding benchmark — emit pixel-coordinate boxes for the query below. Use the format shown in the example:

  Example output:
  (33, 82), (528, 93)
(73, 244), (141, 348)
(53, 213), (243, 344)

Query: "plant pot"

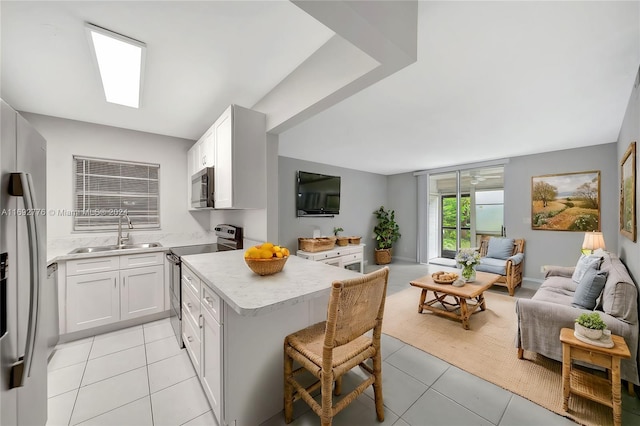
(575, 322), (603, 340)
(375, 248), (392, 265)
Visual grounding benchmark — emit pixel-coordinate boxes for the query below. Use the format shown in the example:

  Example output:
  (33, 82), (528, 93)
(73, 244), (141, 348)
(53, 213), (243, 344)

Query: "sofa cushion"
(572, 270), (608, 310)
(486, 237), (514, 260)
(599, 253), (638, 323)
(571, 254), (603, 283)
(476, 257), (507, 275)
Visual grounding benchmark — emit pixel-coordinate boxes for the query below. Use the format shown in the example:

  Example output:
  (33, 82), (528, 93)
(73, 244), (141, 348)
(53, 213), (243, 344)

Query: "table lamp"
(582, 232), (606, 254)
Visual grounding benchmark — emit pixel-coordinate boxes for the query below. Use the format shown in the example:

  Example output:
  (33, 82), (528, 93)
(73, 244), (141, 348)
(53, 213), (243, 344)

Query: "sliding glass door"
(424, 165), (504, 261)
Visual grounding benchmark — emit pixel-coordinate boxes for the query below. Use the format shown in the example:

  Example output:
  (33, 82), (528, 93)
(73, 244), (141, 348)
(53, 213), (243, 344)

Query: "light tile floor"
(46, 262), (640, 425)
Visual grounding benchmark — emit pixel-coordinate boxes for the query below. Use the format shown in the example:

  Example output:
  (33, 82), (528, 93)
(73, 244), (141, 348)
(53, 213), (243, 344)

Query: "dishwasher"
(167, 224), (243, 348)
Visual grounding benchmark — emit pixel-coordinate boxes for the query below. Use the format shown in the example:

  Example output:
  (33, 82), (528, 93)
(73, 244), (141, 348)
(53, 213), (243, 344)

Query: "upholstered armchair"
(476, 237), (525, 296)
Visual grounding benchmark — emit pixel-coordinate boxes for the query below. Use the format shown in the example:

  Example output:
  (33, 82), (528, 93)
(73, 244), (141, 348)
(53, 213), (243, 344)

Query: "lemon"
(261, 242), (274, 250)
(260, 249), (273, 259)
(275, 251), (284, 258)
(282, 248), (290, 257)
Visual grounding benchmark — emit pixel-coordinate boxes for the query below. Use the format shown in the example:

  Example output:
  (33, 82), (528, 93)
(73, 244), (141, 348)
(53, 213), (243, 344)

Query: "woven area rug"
(382, 286), (613, 426)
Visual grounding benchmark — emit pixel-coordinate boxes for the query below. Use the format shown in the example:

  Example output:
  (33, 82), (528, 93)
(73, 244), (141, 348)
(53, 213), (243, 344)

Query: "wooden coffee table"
(410, 268), (501, 330)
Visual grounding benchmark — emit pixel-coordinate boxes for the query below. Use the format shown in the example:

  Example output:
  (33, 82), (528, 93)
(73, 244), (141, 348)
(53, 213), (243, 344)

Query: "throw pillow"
(571, 254), (603, 283)
(572, 269), (608, 310)
(486, 237), (514, 260)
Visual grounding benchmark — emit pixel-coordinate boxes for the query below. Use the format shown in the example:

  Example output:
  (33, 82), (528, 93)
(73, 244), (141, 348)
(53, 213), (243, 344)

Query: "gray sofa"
(515, 252), (639, 386)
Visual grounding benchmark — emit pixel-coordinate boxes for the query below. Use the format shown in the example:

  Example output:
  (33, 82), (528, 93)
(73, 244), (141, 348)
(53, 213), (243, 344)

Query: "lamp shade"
(582, 232), (606, 252)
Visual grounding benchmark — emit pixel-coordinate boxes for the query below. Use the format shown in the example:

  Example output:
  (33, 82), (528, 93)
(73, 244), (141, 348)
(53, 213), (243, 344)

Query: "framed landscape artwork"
(620, 141), (636, 242)
(531, 170), (600, 232)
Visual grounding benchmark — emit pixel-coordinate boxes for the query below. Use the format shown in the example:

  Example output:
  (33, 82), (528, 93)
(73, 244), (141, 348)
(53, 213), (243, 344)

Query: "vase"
(462, 265), (476, 282)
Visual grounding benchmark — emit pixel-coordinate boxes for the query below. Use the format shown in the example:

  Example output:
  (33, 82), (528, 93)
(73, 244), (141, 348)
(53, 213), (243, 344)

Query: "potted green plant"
(333, 227), (348, 246)
(373, 206), (401, 264)
(575, 312), (607, 340)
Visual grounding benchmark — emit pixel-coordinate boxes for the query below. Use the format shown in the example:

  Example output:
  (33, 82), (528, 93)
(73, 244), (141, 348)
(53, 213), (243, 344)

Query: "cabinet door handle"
(187, 336), (193, 343)
(123, 277), (126, 286)
(114, 277), (117, 288)
(187, 302), (193, 309)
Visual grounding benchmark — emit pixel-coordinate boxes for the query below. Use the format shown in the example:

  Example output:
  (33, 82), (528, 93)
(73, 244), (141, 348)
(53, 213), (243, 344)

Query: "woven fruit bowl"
(431, 271), (458, 284)
(245, 256), (289, 276)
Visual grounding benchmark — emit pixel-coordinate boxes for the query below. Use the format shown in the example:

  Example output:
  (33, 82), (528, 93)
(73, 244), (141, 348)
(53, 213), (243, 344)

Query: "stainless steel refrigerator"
(0, 100), (49, 425)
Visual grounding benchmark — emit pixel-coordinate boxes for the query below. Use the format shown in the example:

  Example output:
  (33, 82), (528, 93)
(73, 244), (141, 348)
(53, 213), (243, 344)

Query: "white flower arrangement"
(455, 248), (481, 281)
(455, 248), (481, 267)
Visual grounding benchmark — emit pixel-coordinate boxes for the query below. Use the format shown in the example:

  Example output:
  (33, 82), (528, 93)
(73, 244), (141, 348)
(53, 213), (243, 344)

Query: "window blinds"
(73, 156), (160, 231)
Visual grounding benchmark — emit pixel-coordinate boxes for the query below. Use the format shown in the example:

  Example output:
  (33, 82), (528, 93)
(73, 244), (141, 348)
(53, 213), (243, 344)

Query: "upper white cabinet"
(187, 105), (266, 209)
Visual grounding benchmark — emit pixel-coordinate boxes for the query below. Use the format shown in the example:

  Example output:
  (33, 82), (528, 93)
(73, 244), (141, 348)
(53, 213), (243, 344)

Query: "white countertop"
(182, 250), (362, 317)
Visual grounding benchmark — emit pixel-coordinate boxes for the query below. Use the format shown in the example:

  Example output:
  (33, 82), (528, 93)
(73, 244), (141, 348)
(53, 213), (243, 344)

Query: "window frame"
(72, 155), (160, 232)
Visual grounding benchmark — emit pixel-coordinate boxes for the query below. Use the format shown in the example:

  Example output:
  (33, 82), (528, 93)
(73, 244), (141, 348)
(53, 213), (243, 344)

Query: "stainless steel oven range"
(166, 224), (243, 347)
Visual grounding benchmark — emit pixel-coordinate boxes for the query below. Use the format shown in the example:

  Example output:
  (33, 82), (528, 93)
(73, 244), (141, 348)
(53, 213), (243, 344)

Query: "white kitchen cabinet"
(201, 287), (222, 422)
(65, 252), (166, 333)
(120, 265), (164, 321)
(67, 270), (120, 331)
(187, 104), (266, 209)
(182, 309), (201, 374)
(296, 244), (365, 273)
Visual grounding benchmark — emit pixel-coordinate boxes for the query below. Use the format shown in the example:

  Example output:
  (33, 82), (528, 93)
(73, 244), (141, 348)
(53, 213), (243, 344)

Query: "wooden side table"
(560, 328), (631, 426)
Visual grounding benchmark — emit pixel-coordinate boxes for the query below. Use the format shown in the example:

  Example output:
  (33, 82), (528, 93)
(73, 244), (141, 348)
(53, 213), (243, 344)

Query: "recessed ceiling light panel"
(85, 23), (145, 108)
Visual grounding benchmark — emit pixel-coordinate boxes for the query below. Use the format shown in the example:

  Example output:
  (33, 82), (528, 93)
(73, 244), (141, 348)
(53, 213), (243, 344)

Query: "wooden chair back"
(324, 267), (389, 349)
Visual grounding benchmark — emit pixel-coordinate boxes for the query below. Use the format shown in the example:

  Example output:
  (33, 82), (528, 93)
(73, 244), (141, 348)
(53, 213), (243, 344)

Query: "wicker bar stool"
(283, 267), (390, 425)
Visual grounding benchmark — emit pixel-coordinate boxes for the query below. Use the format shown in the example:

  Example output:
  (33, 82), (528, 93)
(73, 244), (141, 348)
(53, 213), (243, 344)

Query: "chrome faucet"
(117, 215), (134, 247)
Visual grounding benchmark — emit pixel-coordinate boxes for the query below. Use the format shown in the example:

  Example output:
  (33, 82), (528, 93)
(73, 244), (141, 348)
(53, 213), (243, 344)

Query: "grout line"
(143, 325), (155, 426)
(66, 336), (94, 425)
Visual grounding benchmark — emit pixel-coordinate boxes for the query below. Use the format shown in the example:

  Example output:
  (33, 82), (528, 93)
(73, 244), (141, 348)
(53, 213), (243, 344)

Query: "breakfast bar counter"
(180, 249), (362, 426)
(182, 249), (361, 316)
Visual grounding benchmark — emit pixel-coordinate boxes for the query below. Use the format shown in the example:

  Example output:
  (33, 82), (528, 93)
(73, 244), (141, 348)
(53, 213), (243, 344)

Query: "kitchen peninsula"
(181, 250), (362, 426)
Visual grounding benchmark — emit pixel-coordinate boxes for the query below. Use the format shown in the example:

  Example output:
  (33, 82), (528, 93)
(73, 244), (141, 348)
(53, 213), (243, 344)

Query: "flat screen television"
(296, 171), (341, 216)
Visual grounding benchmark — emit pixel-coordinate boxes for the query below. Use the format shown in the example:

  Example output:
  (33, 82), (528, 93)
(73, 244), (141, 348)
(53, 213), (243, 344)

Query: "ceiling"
(2, 1), (639, 176)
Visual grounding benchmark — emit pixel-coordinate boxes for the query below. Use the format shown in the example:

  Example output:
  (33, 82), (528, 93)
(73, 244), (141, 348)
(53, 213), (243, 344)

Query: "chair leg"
(334, 376), (342, 396)
(321, 371), (334, 426)
(517, 347), (524, 359)
(372, 352), (385, 421)
(283, 347), (294, 424)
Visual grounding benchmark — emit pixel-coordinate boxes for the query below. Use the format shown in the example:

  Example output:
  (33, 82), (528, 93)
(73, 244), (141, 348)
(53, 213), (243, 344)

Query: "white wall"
(22, 113), (215, 255)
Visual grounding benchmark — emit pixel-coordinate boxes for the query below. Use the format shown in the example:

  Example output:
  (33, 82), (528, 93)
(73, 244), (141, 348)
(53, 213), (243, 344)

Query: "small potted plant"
(575, 312), (607, 340)
(333, 227), (348, 246)
(372, 206), (401, 264)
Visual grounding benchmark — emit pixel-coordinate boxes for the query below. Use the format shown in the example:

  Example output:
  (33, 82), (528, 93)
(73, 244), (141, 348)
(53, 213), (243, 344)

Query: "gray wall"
(278, 156), (387, 265)
(617, 69), (639, 283)
(505, 143), (618, 280)
(387, 172), (418, 262)
(382, 144), (618, 280)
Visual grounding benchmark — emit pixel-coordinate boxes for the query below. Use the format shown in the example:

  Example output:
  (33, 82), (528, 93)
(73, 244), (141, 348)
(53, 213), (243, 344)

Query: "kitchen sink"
(69, 242), (162, 254)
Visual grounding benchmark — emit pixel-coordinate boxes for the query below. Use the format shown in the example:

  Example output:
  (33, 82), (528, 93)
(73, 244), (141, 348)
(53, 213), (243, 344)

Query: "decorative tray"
(431, 271), (459, 284)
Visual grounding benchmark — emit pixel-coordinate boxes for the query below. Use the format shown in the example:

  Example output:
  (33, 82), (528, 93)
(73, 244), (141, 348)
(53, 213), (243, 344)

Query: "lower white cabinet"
(201, 301), (222, 422)
(181, 264), (223, 424)
(65, 252), (165, 333)
(120, 265), (164, 321)
(67, 271), (120, 330)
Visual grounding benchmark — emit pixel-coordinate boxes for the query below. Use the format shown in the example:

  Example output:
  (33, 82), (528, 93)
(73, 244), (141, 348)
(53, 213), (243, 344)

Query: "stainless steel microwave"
(191, 167), (214, 208)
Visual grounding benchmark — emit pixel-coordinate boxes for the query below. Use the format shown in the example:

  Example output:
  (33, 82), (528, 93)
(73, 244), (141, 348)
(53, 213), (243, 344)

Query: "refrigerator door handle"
(8, 172), (41, 388)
